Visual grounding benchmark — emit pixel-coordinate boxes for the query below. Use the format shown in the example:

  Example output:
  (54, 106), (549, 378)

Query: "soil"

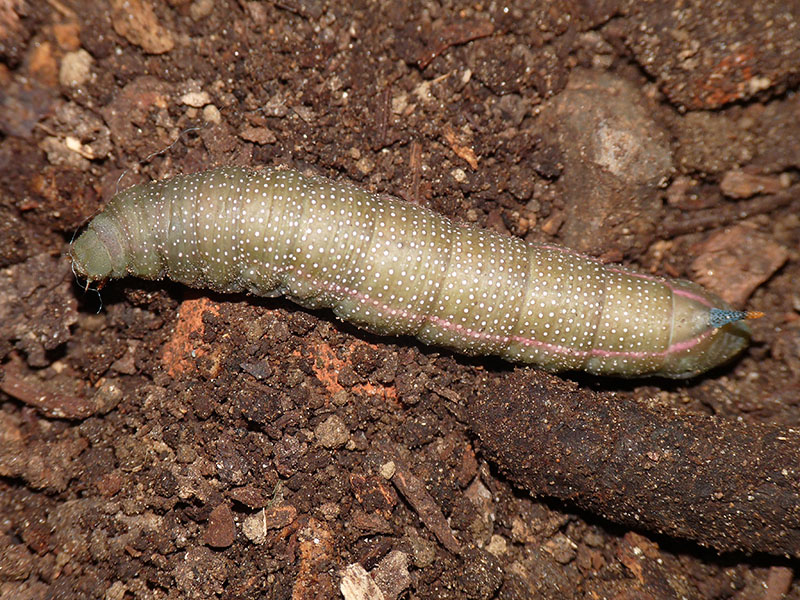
(1, 1), (799, 599)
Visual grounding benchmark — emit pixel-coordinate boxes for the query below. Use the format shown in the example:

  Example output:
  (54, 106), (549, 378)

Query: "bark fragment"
(468, 369), (800, 557)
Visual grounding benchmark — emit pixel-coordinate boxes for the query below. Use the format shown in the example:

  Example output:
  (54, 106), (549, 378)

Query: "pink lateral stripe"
(671, 288), (714, 307)
(278, 266), (711, 361)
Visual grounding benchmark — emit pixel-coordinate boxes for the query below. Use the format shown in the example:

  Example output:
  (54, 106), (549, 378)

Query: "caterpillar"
(70, 166), (759, 378)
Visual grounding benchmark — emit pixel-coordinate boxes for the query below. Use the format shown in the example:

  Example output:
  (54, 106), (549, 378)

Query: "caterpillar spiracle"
(71, 166), (758, 378)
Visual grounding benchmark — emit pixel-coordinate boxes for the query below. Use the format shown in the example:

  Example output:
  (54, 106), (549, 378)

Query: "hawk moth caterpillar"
(71, 166), (758, 378)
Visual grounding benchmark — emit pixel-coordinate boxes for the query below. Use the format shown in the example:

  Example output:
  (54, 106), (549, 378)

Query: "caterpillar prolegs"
(71, 166), (757, 378)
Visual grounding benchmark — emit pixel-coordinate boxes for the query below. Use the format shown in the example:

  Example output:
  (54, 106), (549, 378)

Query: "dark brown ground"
(1, 1), (800, 598)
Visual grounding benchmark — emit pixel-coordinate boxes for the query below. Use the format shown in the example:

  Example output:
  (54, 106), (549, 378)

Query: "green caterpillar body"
(71, 166), (752, 378)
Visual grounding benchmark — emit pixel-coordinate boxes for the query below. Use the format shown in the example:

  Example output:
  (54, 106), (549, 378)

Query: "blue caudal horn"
(709, 308), (764, 328)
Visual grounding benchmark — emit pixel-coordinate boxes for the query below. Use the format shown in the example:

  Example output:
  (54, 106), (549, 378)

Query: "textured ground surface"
(1, 1), (799, 598)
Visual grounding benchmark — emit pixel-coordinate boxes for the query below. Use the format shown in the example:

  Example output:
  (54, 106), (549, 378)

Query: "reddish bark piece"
(263, 504), (298, 531)
(383, 447), (462, 554)
(350, 509), (393, 535)
(0, 366), (93, 419)
(720, 170), (785, 199)
(442, 124), (478, 170)
(110, 0), (174, 54)
(691, 224), (788, 307)
(661, 186), (796, 237)
(764, 566), (794, 600)
(417, 20), (494, 69)
(229, 485), (269, 509)
(203, 504), (236, 548)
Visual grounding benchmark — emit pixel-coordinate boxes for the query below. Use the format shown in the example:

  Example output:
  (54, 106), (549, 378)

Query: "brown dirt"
(1, 1), (799, 598)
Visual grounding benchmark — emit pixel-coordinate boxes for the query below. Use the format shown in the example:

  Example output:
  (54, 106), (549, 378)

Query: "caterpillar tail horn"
(709, 308), (764, 328)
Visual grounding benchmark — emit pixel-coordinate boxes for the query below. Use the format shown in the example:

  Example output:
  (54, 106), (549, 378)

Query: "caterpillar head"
(71, 214), (126, 283)
(71, 180), (167, 284)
